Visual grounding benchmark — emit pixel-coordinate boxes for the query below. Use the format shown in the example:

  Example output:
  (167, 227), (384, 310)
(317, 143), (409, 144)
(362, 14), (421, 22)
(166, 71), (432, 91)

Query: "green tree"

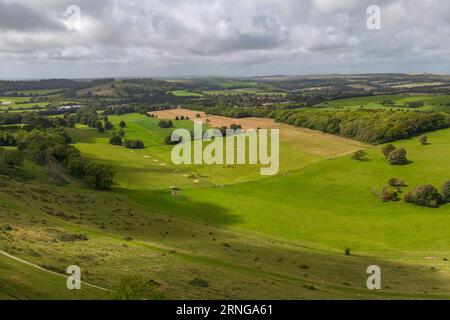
(404, 185), (443, 208)
(104, 121), (114, 130)
(83, 163), (114, 190)
(109, 134), (123, 146)
(388, 148), (408, 165)
(351, 150), (367, 161)
(441, 181), (450, 203)
(382, 144), (396, 159)
(119, 121), (126, 129)
(419, 135), (428, 145)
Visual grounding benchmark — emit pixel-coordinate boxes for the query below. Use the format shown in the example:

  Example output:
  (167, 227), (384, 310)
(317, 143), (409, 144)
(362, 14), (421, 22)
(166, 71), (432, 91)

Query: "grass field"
(70, 113), (450, 255)
(169, 90), (203, 97)
(318, 94), (450, 112)
(0, 96), (49, 111)
(2, 112), (450, 299)
(1, 160), (449, 299)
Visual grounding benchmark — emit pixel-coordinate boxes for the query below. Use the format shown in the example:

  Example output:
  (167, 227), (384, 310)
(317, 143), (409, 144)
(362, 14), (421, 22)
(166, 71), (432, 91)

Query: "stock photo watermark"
(64, 5), (82, 31)
(67, 265), (81, 290)
(367, 5), (381, 30)
(366, 265), (381, 290)
(170, 121), (280, 176)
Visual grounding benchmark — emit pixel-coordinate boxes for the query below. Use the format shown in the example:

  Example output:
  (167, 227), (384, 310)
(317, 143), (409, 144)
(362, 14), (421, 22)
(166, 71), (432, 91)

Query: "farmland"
(1, 74), (450, 300)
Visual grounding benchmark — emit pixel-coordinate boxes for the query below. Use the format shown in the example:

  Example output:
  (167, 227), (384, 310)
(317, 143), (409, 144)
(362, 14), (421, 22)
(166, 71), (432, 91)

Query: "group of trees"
(404, 182), (450, 208)
(191, 107), (450, 144)
(380, 177), (450, 208)
(381, 144), (409, 165)
(17, 128), (114, 190)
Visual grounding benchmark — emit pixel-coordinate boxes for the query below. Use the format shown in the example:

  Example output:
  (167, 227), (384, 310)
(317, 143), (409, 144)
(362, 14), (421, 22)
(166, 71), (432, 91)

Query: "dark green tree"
(388, 148), (408, 165)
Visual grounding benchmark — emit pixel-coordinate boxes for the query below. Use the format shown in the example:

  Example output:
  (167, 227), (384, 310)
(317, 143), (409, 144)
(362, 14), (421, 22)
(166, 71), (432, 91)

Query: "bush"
(111, 276), (166, 300)
(164, 135), (180, 145)
(158, 120), (173, 128)
(441, 181), (450, 203)
(351, 150), (367, 161)
(380, 187), (399, 202)
(104, 121), (114, 130)
(124, 139), (145, 149)
(109, 134), (123, 146)
(382, 144), (396, 159)
(83, 163), (115, 190)
(388, 178), (407, 188)
(404, 185), (443, 208)
(67, 157), (87, 178)
(388, 148), (408, 165)
(188, 278), (209, 288)
(419, 135), (428, 145)
(119, 121), (127, 129)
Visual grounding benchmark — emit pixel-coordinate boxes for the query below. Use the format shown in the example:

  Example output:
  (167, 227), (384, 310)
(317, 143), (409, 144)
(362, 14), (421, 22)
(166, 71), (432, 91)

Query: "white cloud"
(0, 0), (449, 78)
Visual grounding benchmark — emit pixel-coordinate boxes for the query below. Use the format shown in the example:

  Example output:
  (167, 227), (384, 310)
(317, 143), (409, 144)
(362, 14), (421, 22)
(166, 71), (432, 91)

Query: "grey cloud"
(1, 0), (450, 78)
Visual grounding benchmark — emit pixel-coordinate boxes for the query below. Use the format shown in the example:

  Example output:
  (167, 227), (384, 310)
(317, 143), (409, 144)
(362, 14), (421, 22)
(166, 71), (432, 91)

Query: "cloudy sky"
(0, 0), (449, 79)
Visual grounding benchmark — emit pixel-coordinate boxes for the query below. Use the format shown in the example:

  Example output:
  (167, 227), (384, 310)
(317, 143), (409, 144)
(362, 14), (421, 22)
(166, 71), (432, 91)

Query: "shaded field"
(1, 163), (449, 299)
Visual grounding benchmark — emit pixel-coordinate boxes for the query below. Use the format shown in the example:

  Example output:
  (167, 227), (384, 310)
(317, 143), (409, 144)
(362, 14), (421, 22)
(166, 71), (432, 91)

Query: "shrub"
(351, 150), (367, 161)
(388, 178), (407, 188)
(188, 278), (209, 288)
(441, 181), (450, 203)
(164, 135), (180, 145)
(124, 139), (145, 149)
(158, 120), (173, 128)
(382, 144), (396, 159)
(104, 121), (114, 130)
(345, 248), (351, 256)
(404, 185), (443, 208)
(67, 157), (87, 178)
(380, 187), (399, 202)
(83, 163), (115, 190)
(109, 134), (123, 146)
(58, 233), (89, 242)
(119, 121), (126, 128)
(388, 148), (408, 165)
(111, 276), (166, 300)
(419, 135), (428, 145)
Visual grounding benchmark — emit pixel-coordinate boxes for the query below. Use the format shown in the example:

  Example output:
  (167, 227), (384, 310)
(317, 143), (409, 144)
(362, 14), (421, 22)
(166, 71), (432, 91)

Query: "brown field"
(149, 108), (278, 130)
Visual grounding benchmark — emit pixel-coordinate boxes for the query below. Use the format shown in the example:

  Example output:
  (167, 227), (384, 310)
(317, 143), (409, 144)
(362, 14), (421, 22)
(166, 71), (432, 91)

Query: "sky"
(1, 0), (450, 79)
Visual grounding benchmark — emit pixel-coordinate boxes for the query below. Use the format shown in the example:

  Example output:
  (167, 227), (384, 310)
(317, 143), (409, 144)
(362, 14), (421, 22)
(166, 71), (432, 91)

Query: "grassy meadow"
(1, 111), (450, 299)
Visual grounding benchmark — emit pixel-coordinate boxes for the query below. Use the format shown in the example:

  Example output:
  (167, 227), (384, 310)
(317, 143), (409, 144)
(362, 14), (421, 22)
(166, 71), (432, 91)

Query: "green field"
(2, 111), (450, 299)
(318, 94), (450, 112)
(204, 88), (286, 96)
(0, 96), (49, 111)
(169, 90), (203, 97)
